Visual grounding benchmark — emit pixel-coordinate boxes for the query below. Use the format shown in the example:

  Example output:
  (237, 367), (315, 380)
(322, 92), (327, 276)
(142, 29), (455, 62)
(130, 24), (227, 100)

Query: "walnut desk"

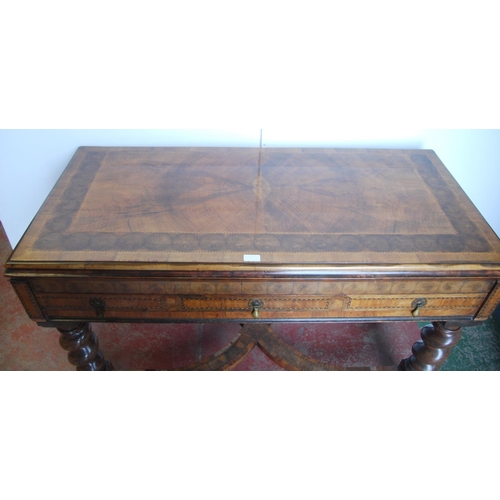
(5, 147), (500, 370)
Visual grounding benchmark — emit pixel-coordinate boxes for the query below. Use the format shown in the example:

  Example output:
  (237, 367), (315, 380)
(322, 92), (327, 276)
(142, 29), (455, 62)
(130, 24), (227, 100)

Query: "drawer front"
(28, 277), (495, 321)
(345, 294), (486, 318)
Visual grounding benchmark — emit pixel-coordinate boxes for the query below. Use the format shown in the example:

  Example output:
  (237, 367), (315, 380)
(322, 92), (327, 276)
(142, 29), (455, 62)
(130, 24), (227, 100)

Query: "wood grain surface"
(7, 147), (500, 267)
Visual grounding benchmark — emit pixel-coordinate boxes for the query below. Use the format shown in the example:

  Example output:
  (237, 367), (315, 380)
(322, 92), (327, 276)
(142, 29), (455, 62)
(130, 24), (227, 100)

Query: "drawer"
(26, 277), (496, 321)
(344, 293), (487, 318)
(36, 293), (168, 320)
(173, 292), (487, 320)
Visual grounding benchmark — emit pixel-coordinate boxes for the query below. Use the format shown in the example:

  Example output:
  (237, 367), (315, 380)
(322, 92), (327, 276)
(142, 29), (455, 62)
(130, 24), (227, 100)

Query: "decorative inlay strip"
(475, 281), (500, 319)
(10, 280), (45, 320)
(38, 293), (162, 311)
(347, 294), (486, 310)
(181, 297), (330, 311)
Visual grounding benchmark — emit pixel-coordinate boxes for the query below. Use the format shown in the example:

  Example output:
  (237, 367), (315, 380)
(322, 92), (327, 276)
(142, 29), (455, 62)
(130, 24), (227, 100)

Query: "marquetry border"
(180, 297), (330, 311)
(346, 294), (486, 310)
(10, 280), (45, 321)
(476, 281), (500, 320)
(37, 294), (163, 311)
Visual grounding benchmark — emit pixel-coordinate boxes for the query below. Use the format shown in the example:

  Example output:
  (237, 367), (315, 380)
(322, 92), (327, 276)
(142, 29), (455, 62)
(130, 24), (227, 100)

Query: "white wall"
(422, 130), (500, 238)
(1, 129), (499, 249)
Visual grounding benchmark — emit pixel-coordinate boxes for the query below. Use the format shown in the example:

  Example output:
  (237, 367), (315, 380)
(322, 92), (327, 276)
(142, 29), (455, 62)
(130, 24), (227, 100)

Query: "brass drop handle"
(411, 298), (427, 317)
(249, 299), (264, 318)
(89, 297), (106, 318)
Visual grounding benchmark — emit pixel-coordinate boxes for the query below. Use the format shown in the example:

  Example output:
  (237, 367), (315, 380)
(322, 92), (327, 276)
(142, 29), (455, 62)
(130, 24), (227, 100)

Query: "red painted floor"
(1, 221), (422, 370)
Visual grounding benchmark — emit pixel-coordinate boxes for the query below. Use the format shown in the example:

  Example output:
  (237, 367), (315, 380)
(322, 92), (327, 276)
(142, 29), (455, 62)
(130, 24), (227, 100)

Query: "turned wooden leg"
(399, 321), (462, 371)
(57, 322), (113, 371)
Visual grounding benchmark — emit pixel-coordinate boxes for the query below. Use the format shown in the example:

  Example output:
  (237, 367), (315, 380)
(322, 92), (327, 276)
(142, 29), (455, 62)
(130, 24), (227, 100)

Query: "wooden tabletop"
(7, 147), (500, 270)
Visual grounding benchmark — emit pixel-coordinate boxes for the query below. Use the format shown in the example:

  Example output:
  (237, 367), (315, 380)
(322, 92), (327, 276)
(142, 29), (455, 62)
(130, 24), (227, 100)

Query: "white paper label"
(243, 254), (261, 262)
